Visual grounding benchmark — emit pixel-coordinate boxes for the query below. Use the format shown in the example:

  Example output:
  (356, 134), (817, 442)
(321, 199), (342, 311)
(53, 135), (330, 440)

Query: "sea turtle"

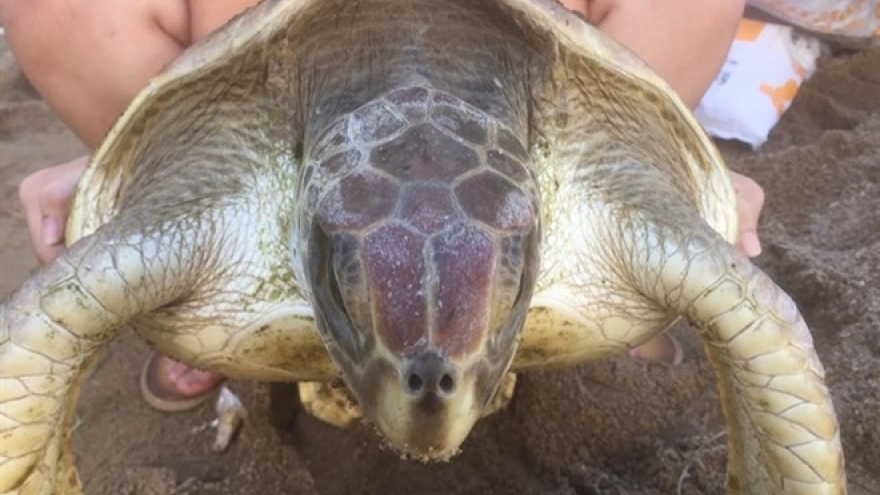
(0, 0), (846, 493)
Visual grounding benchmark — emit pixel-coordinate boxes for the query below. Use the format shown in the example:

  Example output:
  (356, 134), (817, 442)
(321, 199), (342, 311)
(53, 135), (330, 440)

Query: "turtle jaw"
(362, 352), (486, 461)
(350, 344), (519, 462)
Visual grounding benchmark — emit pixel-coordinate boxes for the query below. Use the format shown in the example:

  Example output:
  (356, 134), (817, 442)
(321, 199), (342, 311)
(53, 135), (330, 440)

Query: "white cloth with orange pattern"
(695, 0), (878, 148)
(749, 0), (878, 38)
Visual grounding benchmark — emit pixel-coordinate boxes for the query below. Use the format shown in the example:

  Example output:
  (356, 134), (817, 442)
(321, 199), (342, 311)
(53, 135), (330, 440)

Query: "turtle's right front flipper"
(0, 224), (199, 495)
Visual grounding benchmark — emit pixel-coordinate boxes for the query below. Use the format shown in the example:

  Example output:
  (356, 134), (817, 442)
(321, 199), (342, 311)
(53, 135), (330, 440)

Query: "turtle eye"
(512, 259), (529, 309)
(330, 235), (372, 334)
(488, 231), (538, 360)
(514, 230), (539, 310)
(498, 233), (532, 311)
(326, 259), (348, 326)
(307, 223), (359, 358)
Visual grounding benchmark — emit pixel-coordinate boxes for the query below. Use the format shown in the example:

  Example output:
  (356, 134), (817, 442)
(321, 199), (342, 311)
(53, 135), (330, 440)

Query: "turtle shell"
(67, 0), (736, 246)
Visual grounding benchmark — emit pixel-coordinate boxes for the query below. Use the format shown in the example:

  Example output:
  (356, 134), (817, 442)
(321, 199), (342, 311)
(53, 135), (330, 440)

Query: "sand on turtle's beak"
(360, 351), (491, 461)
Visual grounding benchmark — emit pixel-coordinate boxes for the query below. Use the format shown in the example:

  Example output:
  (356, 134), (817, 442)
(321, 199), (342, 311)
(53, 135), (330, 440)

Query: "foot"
(481, 372), (517, 418)
(298, 380), (363, 428)
(140, 353), (226, 412)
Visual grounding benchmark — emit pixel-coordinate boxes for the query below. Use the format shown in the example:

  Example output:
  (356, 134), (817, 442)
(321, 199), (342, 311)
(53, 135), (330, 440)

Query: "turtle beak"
(353, 317), (532, 461)
(363, 350), (483, 460)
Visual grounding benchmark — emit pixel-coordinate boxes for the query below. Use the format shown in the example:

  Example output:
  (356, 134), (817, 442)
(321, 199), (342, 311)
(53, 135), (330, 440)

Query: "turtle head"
(303, 87), (539, 460)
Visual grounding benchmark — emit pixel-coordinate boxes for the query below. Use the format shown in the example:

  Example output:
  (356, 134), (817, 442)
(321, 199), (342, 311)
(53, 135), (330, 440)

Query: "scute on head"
(317, 171), (400, 232)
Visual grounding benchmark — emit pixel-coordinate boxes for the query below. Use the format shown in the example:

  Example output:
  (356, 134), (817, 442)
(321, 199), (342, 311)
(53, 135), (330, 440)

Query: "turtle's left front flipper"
(639, 229), (846, 494)
(0, 226), (194, 495)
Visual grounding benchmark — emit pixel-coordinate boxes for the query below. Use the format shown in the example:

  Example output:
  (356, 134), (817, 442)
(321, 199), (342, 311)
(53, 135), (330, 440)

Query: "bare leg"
(0, 0), (189, 145)
(565, 0), (746, 108)
(0, 0), (258, 145)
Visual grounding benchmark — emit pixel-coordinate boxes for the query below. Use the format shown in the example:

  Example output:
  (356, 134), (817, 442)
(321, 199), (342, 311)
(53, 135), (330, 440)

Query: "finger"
(19, 167), (55, 263)
(730, 171), (765, 257)
(38, 159), (85, 224)
(39, 158), (88, 262)
(18, 157), (89, 264)
(38, 218), (67, 264)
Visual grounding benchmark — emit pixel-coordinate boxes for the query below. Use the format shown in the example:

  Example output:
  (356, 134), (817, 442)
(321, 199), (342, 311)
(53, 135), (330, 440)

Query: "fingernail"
(41, 217), (64, 246)
(740, 231), (762, 257)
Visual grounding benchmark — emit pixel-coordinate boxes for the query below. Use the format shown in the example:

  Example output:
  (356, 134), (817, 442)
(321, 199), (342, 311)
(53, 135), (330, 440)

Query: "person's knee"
(589, 0), (744, 29)
(3, 0), (189, 145)
(0, 1), (66, 53)
(0, 1), (31, 27)
(709, 0), (747, 36)
(1, 1), (99, 76)
(701, 0), (747, 68)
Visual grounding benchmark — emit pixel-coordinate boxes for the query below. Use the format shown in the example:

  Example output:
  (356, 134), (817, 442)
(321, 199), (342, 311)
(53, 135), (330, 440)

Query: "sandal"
(139, 352), (225, 412)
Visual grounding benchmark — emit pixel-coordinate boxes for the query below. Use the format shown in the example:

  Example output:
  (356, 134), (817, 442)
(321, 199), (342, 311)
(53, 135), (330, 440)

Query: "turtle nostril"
(439, 373), (455, 394)
(403, 351), (459, 397)
(407, 373), (424, 394)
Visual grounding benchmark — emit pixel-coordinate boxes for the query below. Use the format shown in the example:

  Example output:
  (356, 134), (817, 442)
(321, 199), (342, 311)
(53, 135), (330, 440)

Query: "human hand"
(729, 170), (764, 257)
(18, 156), (88, 263)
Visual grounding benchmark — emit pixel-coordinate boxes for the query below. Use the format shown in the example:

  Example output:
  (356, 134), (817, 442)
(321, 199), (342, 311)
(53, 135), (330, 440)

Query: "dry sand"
(1, 37), (878, 495)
